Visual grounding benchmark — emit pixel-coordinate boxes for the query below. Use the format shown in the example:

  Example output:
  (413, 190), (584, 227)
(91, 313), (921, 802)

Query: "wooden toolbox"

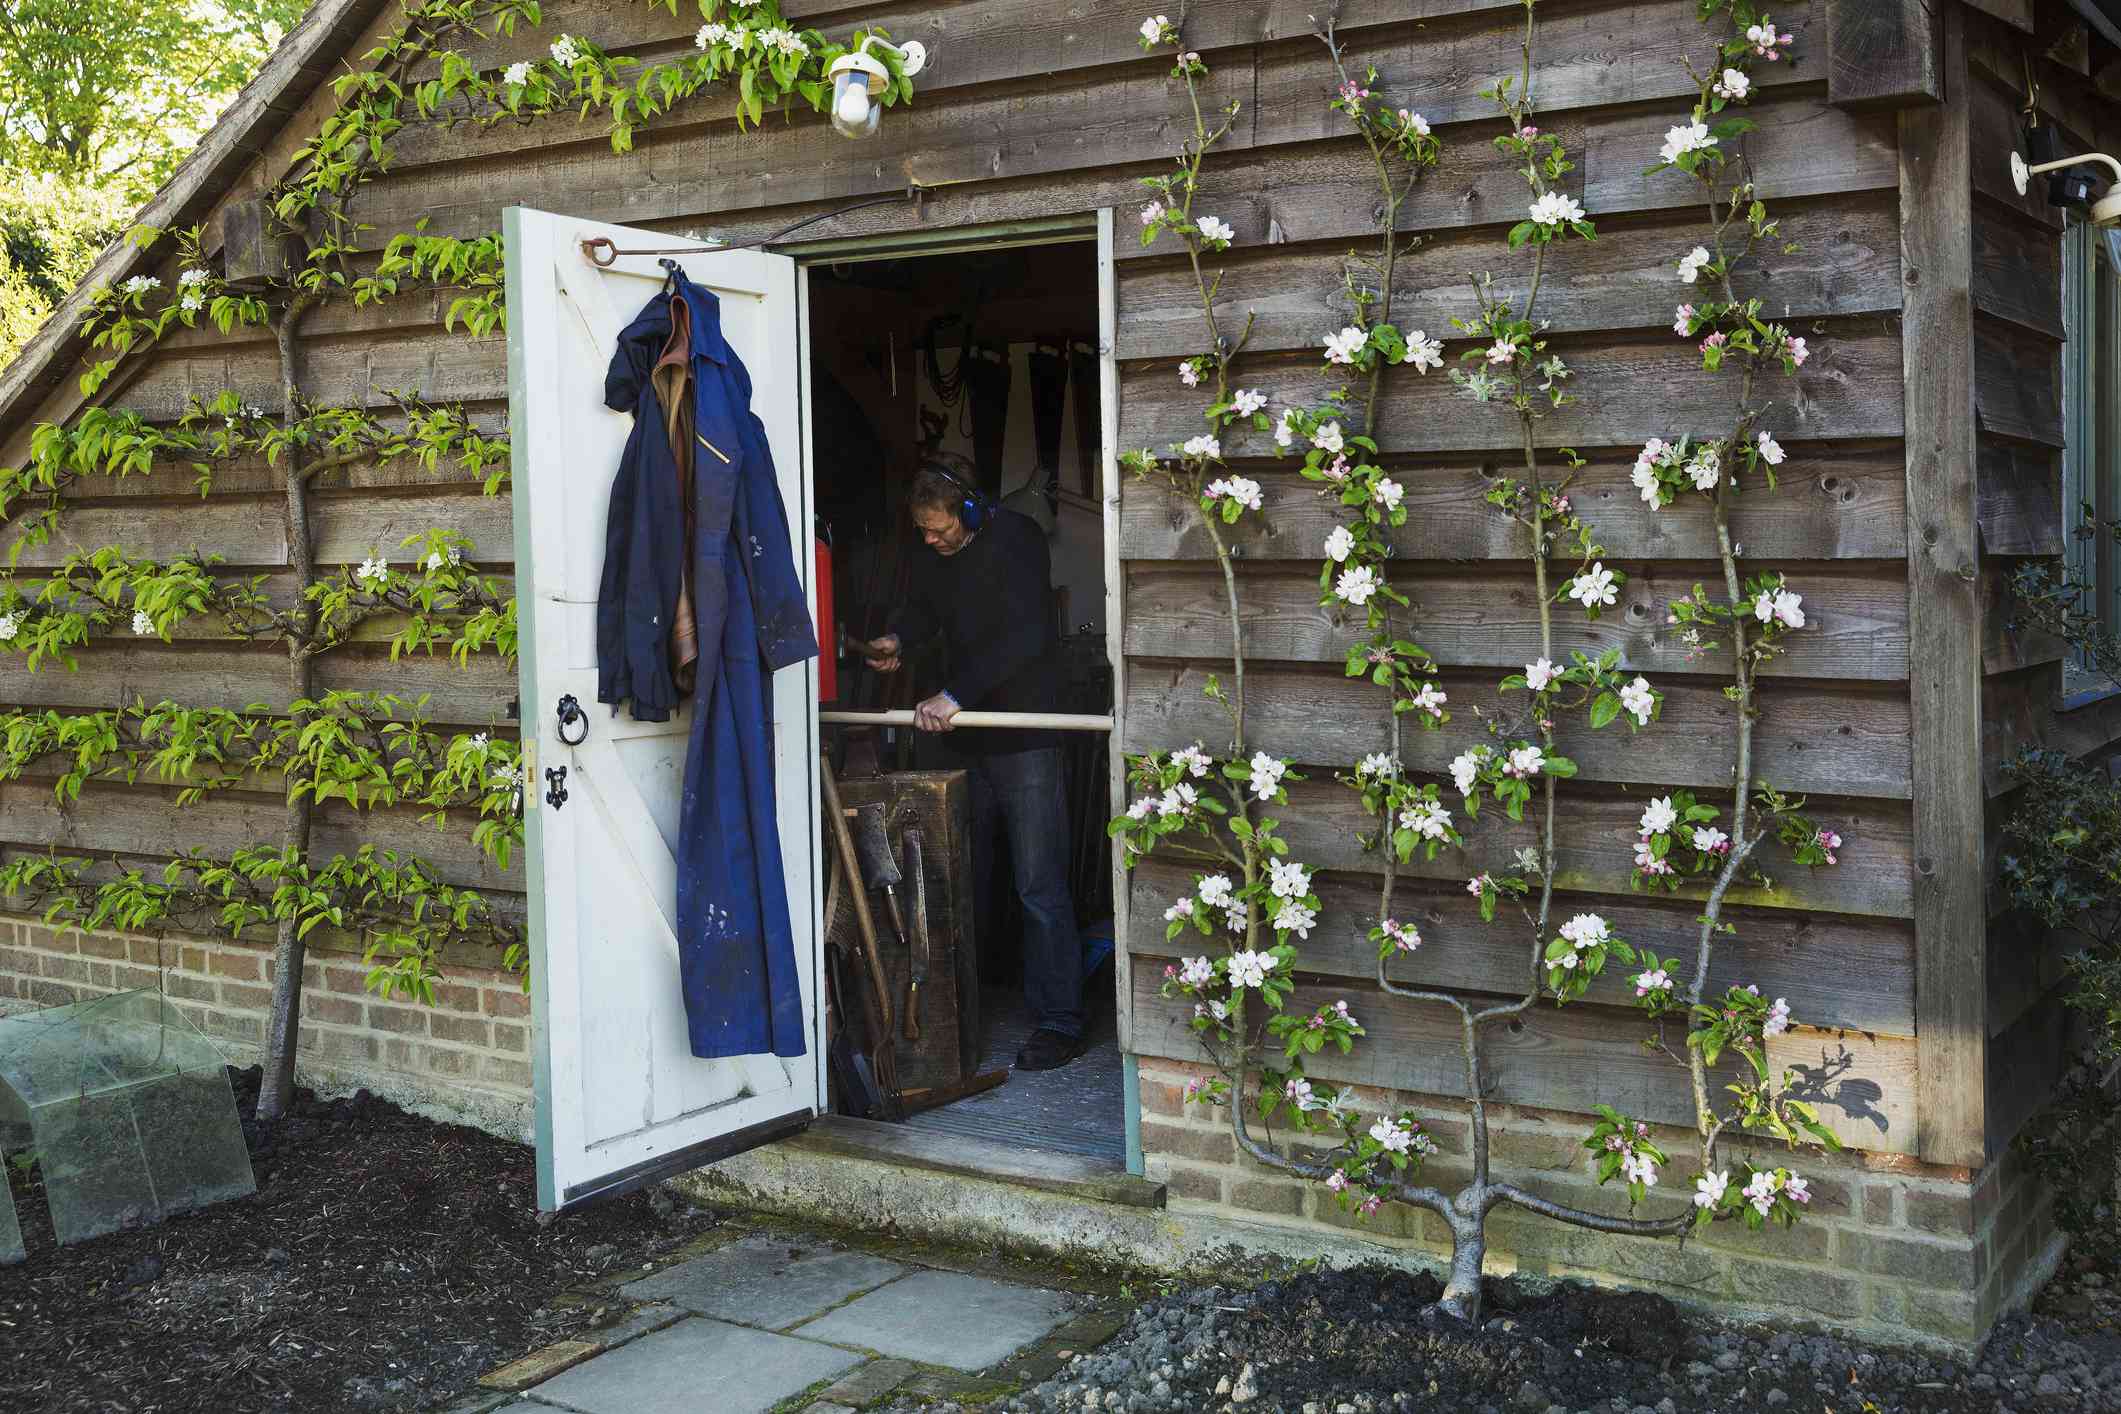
(828, 770), (980, 1093)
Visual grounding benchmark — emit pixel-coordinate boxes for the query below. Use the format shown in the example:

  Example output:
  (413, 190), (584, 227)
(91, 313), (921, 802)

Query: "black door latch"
(556, 693), (587, 745)
(544, 765), (569, 810)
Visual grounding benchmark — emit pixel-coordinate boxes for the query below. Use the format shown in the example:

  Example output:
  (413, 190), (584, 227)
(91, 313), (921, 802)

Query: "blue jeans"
(966, 747), (1085, 1039)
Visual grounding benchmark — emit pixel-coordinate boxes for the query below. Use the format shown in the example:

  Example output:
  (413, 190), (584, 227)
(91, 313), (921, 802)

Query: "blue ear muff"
(958, 493), (986, 532)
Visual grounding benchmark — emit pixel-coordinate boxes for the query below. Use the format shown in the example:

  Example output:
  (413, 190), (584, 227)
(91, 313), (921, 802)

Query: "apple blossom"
(1631, 460), (1661, 505)
(1324, 525), (1356, 563)
(1321, 455), (1350, 482)
(1713, 67), (1751, 100)
(1449, 749), (1485, 796)
(1619, 675), (1656, 726)
(1525, 657), (1559, 691)
(1673, 303), (1694, 335)
(1399, 799), (1453, 840)
(1815, 828), (1842, 864)
(1622, 1150), (1659, 1188)
(1399, 109), (1430, 135)
(1743, 1170), (1778, 1216)
(1659, 121), (1715, 165)
(1141, 200), (1165, 226)
(1784, 1175), (1810, 1205)
(1334, 564), (1379, 606)
(1692, 825), (1730, 853)
(1747, 17), (1793, 58)
(1163, 896), (1194, 923)
(1506, 744), (1546, 778)
(1249, 751), (1289, 800)
(1559, 912), (1610, 948)
(1785, 335), (1810, 366)
(1410, 683), (1447, 718)
(1178, 360), (1200, 387)
(1676, 245), (1712, 283)
(1182, 433), (1221, 460)
(1528, 190), (1585, 228)
(1197, 875), (1234, 909)
(1633, 967), (1672, 997)
(1140, 14), (1171, 44)
(1312, 420), (1345, 453)
(1640, 796), (1678, 835)
(1634, 838), (1674, 876)
(1382, 918), (1422, 951)
(1404, 331), (1444, 372)
(1268, 857), (1311, 898)
(1685, 446), (1720, 491)
(1172, 743), (1213, 777)
(1285, 1077), (1316, 1109)
(549, 34), (582, 65)
(1326, 1169), (1348, 1193)
(1568, 562), (1619, 609)
(1695, 1170), (1730, 1209)
(1276, 900), (1319, 938)
(1222, 905), (1246, 933)
(1126, 796), (1155, 820)
(1197, 215), (1234, 244)
(1274, 411), (1297, 447)
(1323, 327), (1366, 365)
(1370, 1118), (1413, 1153)
(1156, 782), (1198, 816)
(1233, 388), (1268, 417)
(1372, 477), (1404, 510)
(1485, 336), (1519, 365)
(356, 557), (389, 589)
(1752, 586), (1805, 629)
(1756, 431), (1785, 466)
(1179, 955), (1215, 986)
(1357, 752), (1398, 780)
(1220, 476), (1263, 510)
(1763, 996), (1792, 1037)
(1227, 950), (1269, 989)
(1467, 872), (1494, 897)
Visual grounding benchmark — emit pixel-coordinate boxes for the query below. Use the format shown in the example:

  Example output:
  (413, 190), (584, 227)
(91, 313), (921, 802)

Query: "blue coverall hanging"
(597, 267), (818, 1061)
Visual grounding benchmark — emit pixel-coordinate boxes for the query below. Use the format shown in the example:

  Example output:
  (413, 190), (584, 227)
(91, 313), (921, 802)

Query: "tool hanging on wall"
(902, 829), (930, 1041)
(820, 758), (904, 1119)
(1069, 339), (1100, 500)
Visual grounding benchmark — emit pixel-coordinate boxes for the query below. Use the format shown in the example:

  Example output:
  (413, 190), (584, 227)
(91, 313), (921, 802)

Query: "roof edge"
(0, 0), (398, 442)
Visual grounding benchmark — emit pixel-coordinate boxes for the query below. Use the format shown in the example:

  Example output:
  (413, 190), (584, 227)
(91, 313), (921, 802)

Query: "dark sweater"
(887, 508), (1060, 755)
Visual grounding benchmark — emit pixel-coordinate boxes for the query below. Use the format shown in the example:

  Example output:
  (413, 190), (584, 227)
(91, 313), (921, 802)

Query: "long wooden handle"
(820, 758), (897, 1091)
(821, 709), (1112, 732)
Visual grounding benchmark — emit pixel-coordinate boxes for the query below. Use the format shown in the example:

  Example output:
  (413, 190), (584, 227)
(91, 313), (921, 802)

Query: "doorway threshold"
(751, 1115), (1161, 1208)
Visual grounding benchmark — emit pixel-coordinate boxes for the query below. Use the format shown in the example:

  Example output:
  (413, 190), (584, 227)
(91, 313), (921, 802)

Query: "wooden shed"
(0, 0), (2112, 1346)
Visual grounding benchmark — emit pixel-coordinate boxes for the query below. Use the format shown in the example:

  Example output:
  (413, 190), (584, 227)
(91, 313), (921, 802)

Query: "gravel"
(879, 1250), (2121, 1414)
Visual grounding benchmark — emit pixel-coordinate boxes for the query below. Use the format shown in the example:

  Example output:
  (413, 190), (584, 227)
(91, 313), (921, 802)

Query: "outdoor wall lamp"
(2011, 147), (2121, 225)
(828, 36), (927, 140)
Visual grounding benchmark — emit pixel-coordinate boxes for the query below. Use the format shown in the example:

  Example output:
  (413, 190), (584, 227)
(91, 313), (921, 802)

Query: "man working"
(851, 460), (1087, 1071)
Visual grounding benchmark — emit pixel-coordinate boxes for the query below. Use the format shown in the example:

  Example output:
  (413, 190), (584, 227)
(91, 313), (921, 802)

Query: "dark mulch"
(0, 1066), (722, 1414)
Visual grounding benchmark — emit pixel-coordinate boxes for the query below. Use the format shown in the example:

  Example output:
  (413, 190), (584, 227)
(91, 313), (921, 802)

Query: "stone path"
(445, 1231), (1123, 1414)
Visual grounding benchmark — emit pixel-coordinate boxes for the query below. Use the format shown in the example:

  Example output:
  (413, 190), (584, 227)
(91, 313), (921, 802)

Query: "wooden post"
(1898, 7), (1988, 1170)
(1825, 0), (1944, 109)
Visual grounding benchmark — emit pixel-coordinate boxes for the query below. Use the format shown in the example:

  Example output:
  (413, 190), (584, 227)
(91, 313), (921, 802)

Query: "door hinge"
(544, 765), (570, 811)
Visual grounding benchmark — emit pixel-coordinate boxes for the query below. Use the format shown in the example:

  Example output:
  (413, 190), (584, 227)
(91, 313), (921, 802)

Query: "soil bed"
(0, 1066), (720, 1414)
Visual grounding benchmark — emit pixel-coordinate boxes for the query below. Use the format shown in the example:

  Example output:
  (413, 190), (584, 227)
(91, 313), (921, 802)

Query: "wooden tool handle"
(903, 979), (921, 1041)
(821, 757), (900, 1114)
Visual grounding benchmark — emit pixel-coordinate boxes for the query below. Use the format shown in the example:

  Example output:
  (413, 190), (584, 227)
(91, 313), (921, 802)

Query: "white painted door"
(504, 207), (822, 1211)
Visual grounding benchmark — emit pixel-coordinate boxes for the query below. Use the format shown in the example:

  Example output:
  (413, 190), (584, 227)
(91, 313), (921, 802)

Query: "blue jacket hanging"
(598, 267), (817, 1061)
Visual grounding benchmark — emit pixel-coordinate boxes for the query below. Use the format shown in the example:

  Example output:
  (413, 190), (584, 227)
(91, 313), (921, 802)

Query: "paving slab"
(792, 1270), (1077, 1372)
(619, 1233), (906, 1330)
(522, 1318), (860, 1414)
(813, 1357), (919, 1406)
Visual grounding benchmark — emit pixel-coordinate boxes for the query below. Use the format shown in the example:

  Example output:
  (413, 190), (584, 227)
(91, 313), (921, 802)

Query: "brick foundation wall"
(1139, 1059), (2060, 1347)
(0, 916), (532, 1137)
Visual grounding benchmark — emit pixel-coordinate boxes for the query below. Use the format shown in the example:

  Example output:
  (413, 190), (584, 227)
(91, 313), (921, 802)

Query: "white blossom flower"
(177, 268), (209, 288)
(1692, 825), (1729, 853)
(1785, 335), (1810, 367)
(1410, 682), (1447, 718)
(1631, 459), (1662, 505)
(355, 557), (389, 588)
(1140, 15), (1170, 44)
(1485, 337), (1519, 365)
(1232, 388), (1268, 418)
(1227, 949), (1270, 989)
(1285, 1077), (1315, 1109)
(1659, 120), (1715, 166)
(1249, 751), (1288, 801)
(1449, 749), (1484, 797)
(1400, 109), (1430, 135)
(1753, 587), (1806, 629)
(1713, 67), (1751, 101)
(1528, 190), (1585, 228)
(1312, 420), (1345, 453)
(1222, 905), (1246, 933)
(1163, 896), (1195, 923)
(1763, 996), (1793, 1037)
(121, 275), (161, 297)
(1673, 303), (1694, 336)
(1784, 1174), (1810, 1205)
(1197, 875), (1234, 909)
(1357, 751), (1398, 780)
(424, 551), (446, 572)
(1640, 796), (1678, 836)
(1222, 476), (1262, 511)
(1273, 410), (1297, 448)
(549, 34), (581, 66)
(1634, 968), (1672, 997)
(1141, 200), (1165, 227)
(1276, 900), (1318, 938)
(1382, 918), (1422, 952)
(1633, 837), (1673, 876)
(1399, 798), (1453, 841)
(1268, 857), (1311, 899)
(1372, 478), (1403, 512)
(1178, 360), (1201, 388)
(1323, 327), (1367, 365)
(1756, 432), (1786, 466)
(767, 28), (809, 57)
(1182, 433), (1221, 460)
(1127, 795), (1156, 820)
(179, 291), (203, 313)
(1524, 657), (1558, 692)
(1323, 525), (1356, 563)
(1404, 330), (1443, 372)
(1334, 564), (1379, 606)
(1619, 676), (1656, 726)
(1179, 956), (1215, 987)
(1676, 245), (1712, 283)
(1168, 745), (1211, 780)
(1467, 873), (1492, 896)
(1156, 783), (1198, 817)
(1695, 1170), (1730, 1209)
(1196, 215), (1233, 245)
(1685, 447), (1721, 492)
(1744, 1170), (1779, 1216)
(1568, 562), (1618, 609)
(1506, 744), (1545, 778)
(1369, 1119), (1413, 1154)
(1559, 913), (1610, 949)
(1622, 1150), (1660, 1188)
(469, 732), (489, 750)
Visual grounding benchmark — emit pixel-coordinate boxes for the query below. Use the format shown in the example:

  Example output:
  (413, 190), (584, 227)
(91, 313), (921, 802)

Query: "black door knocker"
(544, 765), (570, 811)
(555, 693), (588, 745)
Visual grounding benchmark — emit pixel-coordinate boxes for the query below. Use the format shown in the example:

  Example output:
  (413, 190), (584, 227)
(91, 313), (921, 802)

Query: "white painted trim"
(1098, 206), (1132, 1058)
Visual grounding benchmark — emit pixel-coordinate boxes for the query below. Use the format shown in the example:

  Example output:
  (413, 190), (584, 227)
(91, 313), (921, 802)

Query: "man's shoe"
(1015, 1028), (1086, 1072)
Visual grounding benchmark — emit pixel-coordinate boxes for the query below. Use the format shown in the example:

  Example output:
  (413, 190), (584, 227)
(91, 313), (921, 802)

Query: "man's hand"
(850, 631), (901, 673)
(913, 691), (960, 733)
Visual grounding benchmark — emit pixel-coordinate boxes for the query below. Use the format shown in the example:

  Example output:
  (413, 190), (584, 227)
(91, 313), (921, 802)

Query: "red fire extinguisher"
(815, 527), (837, 703)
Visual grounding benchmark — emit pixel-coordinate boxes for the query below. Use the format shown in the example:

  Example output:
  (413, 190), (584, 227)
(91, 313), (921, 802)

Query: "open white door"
(504, 207), (822, 1210)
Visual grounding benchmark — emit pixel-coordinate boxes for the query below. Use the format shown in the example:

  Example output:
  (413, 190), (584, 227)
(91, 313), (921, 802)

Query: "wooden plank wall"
(0, 1), (1930, 1154)
(1960, 4), (2121, 1157)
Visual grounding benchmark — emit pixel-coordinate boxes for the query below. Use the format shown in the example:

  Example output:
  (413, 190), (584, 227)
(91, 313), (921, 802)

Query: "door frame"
(786, 210), (1142, 1174)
